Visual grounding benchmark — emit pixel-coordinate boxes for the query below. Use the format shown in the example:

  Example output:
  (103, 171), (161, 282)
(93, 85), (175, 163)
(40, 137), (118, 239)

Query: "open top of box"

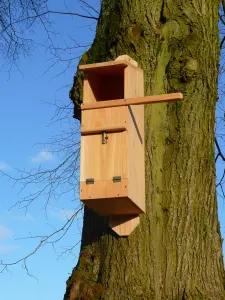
(79, 56), (141, 104)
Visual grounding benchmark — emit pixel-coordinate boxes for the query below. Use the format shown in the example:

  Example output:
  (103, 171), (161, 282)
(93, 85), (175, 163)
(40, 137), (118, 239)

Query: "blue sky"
(1, 2), (225, 300)
(0, 1), (99, 299)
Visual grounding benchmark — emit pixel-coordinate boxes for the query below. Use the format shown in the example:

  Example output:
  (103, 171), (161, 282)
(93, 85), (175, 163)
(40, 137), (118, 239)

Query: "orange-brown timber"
(65, 0), (225, 299)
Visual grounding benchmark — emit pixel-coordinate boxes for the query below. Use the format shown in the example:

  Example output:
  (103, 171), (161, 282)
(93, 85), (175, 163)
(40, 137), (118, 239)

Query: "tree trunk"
(65, 0), (225, 299)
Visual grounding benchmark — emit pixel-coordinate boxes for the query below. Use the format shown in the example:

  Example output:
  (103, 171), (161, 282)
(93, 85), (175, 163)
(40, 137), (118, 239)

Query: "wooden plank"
(81, 93), (183, 110)
(79, 60), (130, 71)
(125, 66), (145, 213)
(80, 131), (128, 182)
(80, 179), (128, 200)
(81, 125), (127, 135)
(82, 197), (143, 216)
(115, 55), (138, 67)
(81, 107), (128, 132)
(124, 64), (144, 98)
(80, 179), (144, 216)
(83, 73), (95, 104)
(127, 105), (145, 213)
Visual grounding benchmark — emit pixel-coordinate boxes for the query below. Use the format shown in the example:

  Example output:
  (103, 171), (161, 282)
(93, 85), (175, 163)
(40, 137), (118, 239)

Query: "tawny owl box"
(79, 55), (183, 235)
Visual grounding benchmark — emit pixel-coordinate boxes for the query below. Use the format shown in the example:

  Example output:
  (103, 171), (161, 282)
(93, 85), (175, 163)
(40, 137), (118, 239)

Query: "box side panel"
(83, 73), (97, 104)
(125, 66), (145, 213)
(127, 105), (145, 212)
(80, 131), (128, 182)
(81, 106), (127, 131)
(124, 65), (144, 98)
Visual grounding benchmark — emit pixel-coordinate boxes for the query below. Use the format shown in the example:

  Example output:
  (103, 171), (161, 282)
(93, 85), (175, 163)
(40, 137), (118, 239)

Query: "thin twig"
(215, 137), (225, 161)
(0, 206), (83, 273)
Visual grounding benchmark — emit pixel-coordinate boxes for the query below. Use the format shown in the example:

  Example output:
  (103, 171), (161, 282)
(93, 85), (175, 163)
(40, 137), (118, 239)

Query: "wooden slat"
(79, 60), (130, 71)
(81, 125), (127, 135)
(81, 107), (127, 133)
(80, 179), (128, 201)
(81, 93), (183, 110)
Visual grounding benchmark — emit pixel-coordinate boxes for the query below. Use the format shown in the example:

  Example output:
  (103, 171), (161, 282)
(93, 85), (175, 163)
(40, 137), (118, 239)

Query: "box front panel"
(81, 106), (127, 132)
(80, 179), (128, 201)
(80, 131), (128, 182)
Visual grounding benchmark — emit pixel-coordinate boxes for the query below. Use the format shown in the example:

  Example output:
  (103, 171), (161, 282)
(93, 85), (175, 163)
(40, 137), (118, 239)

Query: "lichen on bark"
(65, 1), (225, 299)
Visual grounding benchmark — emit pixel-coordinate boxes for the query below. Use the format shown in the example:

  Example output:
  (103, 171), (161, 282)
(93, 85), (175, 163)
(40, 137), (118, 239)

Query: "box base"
(82, 196), (144, 216)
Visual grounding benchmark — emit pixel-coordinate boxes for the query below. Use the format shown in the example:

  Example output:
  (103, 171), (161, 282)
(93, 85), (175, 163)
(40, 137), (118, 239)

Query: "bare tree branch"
(79, 0), (99, 15)
(222, 0), (225, 16)
(0, 0), (99, 69)
(7, 9), (99, 23)
(215, 137), (225, 162)
(0, 205), (83, 274)
(221, 35), (225, 49)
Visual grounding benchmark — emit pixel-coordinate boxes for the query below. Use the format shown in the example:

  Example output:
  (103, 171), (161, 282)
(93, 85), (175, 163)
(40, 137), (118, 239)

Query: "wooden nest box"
(79, 55), (183, 236)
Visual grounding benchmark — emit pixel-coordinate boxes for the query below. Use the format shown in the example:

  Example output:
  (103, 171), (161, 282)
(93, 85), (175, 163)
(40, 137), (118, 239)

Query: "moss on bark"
(66, 0), (225, 299)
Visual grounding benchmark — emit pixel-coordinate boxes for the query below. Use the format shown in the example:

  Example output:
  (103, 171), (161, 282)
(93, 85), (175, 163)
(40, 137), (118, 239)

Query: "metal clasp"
(102, 132), (108, 144)
(86, 178), (94, 184)
(113, 176), (121, 183)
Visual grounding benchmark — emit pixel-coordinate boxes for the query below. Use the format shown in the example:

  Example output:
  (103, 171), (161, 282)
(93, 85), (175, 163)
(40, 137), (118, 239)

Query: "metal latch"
(86, 178), (94, 184)
(113, 176), (121, 183)
(102, 132), (108, 144)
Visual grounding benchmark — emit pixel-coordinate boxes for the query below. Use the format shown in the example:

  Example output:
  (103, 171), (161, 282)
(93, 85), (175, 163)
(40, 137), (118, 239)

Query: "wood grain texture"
(81, 107), (127, 132)
(81, 93), (183, 110)
(81, 179), (145, 216)
(125, 66), (145, 213)
(115, 55), (138, 67)
(80, 131), (128, 182)
(79, 60), (130, 71)
(80, 179), (128, 200)
(80, 125), (127, 135)
(108, 215), (140, 236)
(83, 73), (96, 104)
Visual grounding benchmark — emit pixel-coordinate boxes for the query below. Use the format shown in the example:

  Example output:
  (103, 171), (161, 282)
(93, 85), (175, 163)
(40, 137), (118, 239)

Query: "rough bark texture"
(65, 1), (225, 299)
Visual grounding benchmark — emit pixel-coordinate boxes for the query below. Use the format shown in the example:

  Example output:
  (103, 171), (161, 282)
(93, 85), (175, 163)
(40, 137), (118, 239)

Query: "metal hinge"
(102, 132), (108, 144)
(86, 178), (94, 184)
(113, 176), (121, 183)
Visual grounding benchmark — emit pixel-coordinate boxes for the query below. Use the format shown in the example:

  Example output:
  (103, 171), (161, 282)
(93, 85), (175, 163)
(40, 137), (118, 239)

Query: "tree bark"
(66, 0), (225, 299)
